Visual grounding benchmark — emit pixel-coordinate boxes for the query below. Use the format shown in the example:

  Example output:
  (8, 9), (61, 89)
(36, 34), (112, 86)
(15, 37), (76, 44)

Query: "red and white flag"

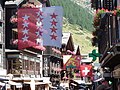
(80, 65), (92, 77)
(17, 6), (63, 50)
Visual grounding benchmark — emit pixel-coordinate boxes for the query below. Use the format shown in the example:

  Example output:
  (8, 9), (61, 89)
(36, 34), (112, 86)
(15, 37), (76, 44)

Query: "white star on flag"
(22, 35), (29, 42)
(36, 8), (43, 16)
(36, 22), (42, 29)
(36, 37), (43, 45)
(22, 21), (29, 28)
(22, 14), (30, 21)
(22, 28), (29, 35)
(36, 11), (41, 17)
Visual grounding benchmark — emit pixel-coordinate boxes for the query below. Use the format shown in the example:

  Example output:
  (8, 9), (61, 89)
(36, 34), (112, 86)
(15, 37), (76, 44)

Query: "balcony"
(98, 14), (120, 68)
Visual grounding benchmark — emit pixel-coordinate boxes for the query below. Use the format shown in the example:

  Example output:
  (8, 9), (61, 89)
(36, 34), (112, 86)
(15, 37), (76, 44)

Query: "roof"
(62, 32), (71, 45)
(62, 32), (74, 51)
(74, 45), (81, 55)
(73, 45), (78, 53)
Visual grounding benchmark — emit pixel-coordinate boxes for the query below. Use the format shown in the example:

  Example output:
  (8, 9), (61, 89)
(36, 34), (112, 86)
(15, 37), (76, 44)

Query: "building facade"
(91, 0), (120, 89)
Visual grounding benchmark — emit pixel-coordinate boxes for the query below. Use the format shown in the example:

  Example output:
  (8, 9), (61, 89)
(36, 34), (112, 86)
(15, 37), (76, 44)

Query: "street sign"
(89, 49), (100, 61)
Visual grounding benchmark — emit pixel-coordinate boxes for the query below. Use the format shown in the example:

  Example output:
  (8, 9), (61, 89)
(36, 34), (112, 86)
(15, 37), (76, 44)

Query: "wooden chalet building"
(91, 0), (120, 89)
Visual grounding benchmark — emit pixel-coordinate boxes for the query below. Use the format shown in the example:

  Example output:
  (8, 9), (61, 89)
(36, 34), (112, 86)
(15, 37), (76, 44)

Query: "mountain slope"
(50, 0), (94, 31)
(50, 0), (96, 54)
(63, 18), (96, 54)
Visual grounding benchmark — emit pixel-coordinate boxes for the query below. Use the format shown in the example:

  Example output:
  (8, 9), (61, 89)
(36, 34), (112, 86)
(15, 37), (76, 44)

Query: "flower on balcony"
(93, 8), (107, 28)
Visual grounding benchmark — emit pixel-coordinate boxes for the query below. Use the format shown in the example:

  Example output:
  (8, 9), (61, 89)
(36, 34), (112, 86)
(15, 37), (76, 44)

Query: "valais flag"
(80, 65), (92, 77)
(18, 6), (63, 50)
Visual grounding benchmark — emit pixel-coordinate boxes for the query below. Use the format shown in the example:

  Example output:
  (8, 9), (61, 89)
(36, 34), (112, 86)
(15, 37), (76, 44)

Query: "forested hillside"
(49, 0), (96, 54)
(50, 0), (94, 31)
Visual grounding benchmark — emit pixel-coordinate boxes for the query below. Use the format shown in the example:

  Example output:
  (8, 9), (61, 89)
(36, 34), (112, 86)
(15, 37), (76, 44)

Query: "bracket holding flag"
(89, 49), (100, 61)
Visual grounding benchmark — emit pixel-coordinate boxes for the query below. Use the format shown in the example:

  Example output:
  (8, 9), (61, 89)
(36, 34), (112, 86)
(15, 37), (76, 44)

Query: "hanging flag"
(64, 55), (81, 69)
(80, 65), (93, 77)
(17, 6), (63, 50)
(41, 6), (63, 48)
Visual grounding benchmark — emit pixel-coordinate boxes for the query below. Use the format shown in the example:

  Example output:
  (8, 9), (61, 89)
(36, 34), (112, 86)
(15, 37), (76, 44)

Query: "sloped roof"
(62, 32), (71, 45)
(62, 32), (74, 51)
(73, 45), (80, 55)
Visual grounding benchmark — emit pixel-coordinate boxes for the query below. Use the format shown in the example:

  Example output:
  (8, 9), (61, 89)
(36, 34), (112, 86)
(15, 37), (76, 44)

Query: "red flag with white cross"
(17, 6), (63, 50)
(80, 65), (92, 77)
